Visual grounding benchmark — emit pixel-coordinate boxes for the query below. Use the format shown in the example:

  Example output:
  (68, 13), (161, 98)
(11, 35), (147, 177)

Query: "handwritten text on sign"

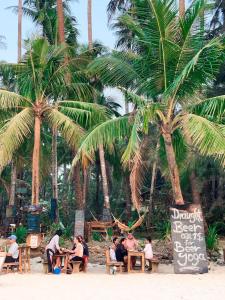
(170, 206), (208, 274)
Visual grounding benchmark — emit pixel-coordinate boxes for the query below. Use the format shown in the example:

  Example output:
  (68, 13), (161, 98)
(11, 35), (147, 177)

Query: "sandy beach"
(1, 261), (225, 300)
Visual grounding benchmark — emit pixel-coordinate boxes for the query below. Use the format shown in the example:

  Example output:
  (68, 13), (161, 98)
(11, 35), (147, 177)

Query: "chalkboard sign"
(74, 210), (85, 237)
(170, 205), (208, 274)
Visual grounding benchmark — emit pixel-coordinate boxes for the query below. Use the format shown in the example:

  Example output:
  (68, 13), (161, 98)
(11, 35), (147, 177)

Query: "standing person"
(5, 235), (19, 263)
(45, 229), (63, 273)
(115, 238), (128, 264)
(143, 237), (153, 271)
(110, 237), (119, 261)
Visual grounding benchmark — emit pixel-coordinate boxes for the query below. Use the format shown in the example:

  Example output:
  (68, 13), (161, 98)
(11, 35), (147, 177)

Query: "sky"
(0, 0), (116, 63)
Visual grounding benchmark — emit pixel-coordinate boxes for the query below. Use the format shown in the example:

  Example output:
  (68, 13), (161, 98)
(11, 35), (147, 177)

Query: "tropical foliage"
(0, 0), (225, 236)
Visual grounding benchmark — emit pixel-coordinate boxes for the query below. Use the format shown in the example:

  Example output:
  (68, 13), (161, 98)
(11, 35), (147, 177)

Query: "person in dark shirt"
(115, 238), (128, 264)
(78, 235), (89, 272)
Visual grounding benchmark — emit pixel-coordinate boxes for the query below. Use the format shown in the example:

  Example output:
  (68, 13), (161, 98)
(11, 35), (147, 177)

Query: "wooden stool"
(71, 261), (81, 273)
(151, 258), (159, 273)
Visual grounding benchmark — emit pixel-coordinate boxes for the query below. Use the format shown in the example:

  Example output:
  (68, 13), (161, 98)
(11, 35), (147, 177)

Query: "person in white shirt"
(110, 237), (119, 261)
(46, 229), (63, 273)
(5, 235), (19, 263)
(143, 237), (153, 271)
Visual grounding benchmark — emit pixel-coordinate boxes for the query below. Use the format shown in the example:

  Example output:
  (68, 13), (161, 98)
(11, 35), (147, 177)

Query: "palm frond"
(73, 116), (132, 165)
(190, 95), (225, 122)
(0, 89), (30, 109)
(45, 108), (84, 149)
(182, 114), (225, 162)
(0, 108), (34, 167)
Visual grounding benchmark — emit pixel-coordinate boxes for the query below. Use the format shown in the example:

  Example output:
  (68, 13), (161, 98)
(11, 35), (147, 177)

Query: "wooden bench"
(146, 257), (159, 273)
(105, 249), (124, 274)
(2, 246), (30, 274)
(86, 221), (116, 241)
(2, 261), (20, 273)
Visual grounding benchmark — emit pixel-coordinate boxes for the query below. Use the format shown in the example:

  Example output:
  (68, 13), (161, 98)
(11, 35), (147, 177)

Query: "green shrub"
(15, 226), (28, 244)
(206, 225), (218, 251)
(92, 232), (102, 242)
(107, 227), (113, 238)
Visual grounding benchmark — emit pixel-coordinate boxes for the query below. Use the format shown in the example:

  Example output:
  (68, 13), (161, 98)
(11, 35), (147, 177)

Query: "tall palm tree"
(18, 0), (22, 62)
(179, 0), (185, 17)
(0, 38), (105, 206)
(75, 0), (225, 207)
(57, 0), (66, 43)
(88, 0), (93, 49)
(87, 0), (111, 220)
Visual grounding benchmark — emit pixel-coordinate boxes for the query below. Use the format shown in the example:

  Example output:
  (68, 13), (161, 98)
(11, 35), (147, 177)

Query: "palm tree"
(87, 0), (112, 220)
(0, 38), (105, 206)
(179, 0), (185, 17)
(18, 0), (22, 62)
(10, 0), (78, 46)
(56, 0), (66, 43)
(107, 0), (131, 21)
(75, 0), (225, 207)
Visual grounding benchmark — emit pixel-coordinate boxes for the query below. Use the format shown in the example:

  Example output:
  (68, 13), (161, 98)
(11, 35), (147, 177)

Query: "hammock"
(112, 211), (147, 232)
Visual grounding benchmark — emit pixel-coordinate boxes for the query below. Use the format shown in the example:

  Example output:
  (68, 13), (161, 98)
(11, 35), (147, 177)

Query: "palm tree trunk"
(73, 163), (83, 210)
(73, 162), (85, 236)
(31, 115), (41, 205)
(82, 167), (89, 206)
(52, 126), (59, 222)
(99, 144), (111, 221)
(179, 0), (185, 17)
(87, 0), (111, 220)
(9, 161), (17, 207)
(162, 130), (184, 205)
(18, 0), (22, 62)
(56, 0), (65, 44)
(147, 140), (160, 227)
(88, 0), (93, 49)
(124, 175), (131, 220)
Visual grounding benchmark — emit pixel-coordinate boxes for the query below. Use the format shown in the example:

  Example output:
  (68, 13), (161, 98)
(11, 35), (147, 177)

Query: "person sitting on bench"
(110, 237), (119, 261)
(5, 235), (19, 263)
(115, 238), (128, 264)
(67, 236), (84, 262)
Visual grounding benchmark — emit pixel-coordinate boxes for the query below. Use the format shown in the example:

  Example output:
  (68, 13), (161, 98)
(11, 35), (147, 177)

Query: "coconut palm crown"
(0, 38), (107, 205)
(74, 0), (225, 207)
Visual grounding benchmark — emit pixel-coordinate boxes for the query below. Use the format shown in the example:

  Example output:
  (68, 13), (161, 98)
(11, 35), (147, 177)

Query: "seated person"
(77, 235), (89, 271)
(110, 237), (119, 261)
(5, 235), (19, 263)
(67, 236), (84, 262)
(115, 238), (128, 264)
(143, 237), (153, 271)
(125, 233), (138, 269)
(125, 233), (138, 251)
(78, 235), (89, 258)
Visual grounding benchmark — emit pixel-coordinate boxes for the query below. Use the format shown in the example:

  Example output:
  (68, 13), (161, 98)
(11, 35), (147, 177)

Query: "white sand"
(1, 261), (225, 300)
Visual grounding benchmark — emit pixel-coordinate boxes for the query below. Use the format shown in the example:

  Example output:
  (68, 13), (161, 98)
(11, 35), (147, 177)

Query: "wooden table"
(53, 253), (69, 273)
(127, 251), (145, 273)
